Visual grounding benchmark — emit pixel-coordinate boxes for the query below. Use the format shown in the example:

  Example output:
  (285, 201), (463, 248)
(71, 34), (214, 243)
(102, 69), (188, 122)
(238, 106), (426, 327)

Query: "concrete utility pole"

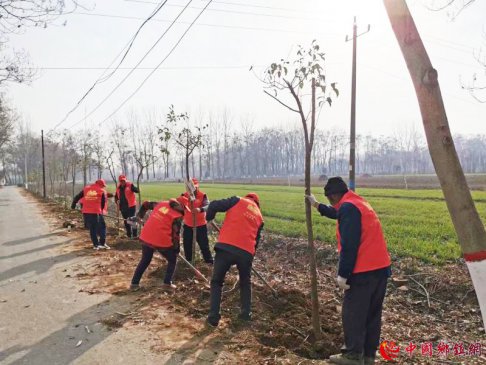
(346, 17), (370, 191)
(41, 130), (46, 199)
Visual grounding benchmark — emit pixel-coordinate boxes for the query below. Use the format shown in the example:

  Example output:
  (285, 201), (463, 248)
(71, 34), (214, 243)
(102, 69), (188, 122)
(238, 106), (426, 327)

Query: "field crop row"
(120, 183), (486, 264)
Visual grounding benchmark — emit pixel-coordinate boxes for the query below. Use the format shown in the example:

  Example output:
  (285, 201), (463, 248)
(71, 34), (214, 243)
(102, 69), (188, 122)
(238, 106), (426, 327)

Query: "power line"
(74, 11), (340, 36)
(127, 0), (311, 13)
(35, 64), (263, 70)
(67, 0), (196, 129)
(123, 0), (329, 22)
(49, 0), (169, 133)
(97, 0), (215, 126)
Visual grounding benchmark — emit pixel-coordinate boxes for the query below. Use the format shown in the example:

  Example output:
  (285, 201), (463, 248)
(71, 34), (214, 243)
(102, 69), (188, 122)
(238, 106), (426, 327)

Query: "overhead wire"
(96, 0), (215, 126)
(49, 0), (169, 133)
(123, 0), (328, 22)
(73, 11), (340, 36)
(66, 0), (197, 129)
(126, 0), (312, 13)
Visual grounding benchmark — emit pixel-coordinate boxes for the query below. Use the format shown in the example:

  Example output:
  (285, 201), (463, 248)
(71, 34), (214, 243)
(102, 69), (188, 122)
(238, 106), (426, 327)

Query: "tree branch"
(263, 90), (300, 113)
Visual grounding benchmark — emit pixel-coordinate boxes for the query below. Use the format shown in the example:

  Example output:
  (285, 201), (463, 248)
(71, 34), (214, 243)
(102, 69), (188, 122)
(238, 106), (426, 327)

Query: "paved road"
(0, 187), (162, 365)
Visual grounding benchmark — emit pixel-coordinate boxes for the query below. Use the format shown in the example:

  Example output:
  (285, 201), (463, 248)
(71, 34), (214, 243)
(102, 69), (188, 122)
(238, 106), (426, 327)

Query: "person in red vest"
(205, 193), (264, 327)
(114, 175), (140, 238)
(71, 179), (110, 250)
(179, 178), (213, 263)
(129, 198), (187, 290)
(306, 177), (391, 365)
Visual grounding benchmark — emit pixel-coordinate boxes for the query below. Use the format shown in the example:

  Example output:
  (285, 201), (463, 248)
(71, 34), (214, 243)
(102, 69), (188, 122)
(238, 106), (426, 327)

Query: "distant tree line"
(1, 108), (486, 194)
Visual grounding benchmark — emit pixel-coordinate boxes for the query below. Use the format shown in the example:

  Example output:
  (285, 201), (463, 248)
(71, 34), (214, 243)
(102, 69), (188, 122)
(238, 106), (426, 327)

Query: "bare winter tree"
(92, 134), (106, 179)
(110, 121), (129, 175)
(0, 96), (13, 150)
(0, 1), (89, 86)
(0, 46), (36, 85)
(260, 41), (338, 342)
(0, 0), (85, 33)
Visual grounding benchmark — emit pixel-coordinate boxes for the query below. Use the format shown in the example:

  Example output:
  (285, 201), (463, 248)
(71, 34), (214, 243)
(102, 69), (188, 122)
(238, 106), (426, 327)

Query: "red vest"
(81, 184), (104, 214)
(218, 198), (264, 255)
(116, 182), (137, 208)
(181, 190), (207, 227)
(335, 191), (391, 274)
(139, 201), (183, 248)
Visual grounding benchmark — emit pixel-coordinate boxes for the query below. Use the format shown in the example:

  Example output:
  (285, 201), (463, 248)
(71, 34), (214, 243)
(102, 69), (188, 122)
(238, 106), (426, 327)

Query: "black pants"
(183, 224), (212, 263)
(131, 243), (178, 285)
(208, 248), (253, 324)
(342, 270), (388, 358)
(84, 214), (106, 247)
(121, 206), (137, 238)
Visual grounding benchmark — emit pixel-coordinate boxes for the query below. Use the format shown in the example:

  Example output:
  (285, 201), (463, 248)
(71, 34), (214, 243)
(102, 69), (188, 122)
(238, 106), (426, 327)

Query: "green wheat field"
(110, 182), (486, 264)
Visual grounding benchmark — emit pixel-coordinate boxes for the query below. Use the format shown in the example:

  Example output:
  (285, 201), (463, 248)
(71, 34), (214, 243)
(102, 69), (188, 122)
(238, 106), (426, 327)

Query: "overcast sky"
(6, 0), (486, 137)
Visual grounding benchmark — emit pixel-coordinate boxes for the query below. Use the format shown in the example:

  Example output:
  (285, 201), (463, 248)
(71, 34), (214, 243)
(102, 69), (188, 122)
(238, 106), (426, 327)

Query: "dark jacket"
(318, 202), (390, 279)
(206, 196), (264, 259)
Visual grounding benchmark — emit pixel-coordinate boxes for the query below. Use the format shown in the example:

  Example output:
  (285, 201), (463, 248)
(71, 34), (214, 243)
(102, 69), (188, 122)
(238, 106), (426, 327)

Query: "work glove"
(305, 194), (319, 208)
(336, 276), (350, 290)
(127, 216), (140, 227)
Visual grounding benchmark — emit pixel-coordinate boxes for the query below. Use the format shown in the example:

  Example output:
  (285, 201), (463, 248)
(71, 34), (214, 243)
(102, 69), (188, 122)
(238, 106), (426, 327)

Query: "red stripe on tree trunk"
(464, 250), (486, 262)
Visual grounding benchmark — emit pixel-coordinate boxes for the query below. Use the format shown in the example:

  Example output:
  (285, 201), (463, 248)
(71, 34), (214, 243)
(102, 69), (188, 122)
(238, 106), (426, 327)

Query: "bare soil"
(32, 192), (486, 364)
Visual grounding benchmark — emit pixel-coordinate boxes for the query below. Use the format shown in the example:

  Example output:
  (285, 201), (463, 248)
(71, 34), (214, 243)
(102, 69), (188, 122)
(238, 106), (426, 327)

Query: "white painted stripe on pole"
(466, 259), (486, 329)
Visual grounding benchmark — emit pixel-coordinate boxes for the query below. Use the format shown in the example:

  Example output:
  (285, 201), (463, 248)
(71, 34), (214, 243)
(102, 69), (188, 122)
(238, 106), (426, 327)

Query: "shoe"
(206, 317), (219, 328)
(163, 283), (177, 289)
(99, 244), (111, 250)
(130, 284), (140, 291)
(92, 246), (100, 250)
(329, 353), (364, 365)
(364, 357), (375, 365)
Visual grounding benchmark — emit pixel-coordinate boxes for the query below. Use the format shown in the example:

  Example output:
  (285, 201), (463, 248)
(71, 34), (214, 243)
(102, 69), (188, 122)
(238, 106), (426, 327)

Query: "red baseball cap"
(118, 175), (127, 182)
(95, 179), (106, 188)
(175, 196), (191, 212)
(245, 192), (260, 206)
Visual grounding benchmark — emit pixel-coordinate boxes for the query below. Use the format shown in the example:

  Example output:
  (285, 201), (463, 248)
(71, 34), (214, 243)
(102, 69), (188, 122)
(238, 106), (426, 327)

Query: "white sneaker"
(93, 246), (100, 250)
(99, 244), (111, 250)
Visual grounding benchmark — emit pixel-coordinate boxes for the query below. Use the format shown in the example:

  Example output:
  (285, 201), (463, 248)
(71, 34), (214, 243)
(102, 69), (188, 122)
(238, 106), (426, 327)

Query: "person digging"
(129, 198), (187, 290)
(71, 179), (110, 250)
(114, 174), (140, 239)
(306, 177), (391, 365)
(206, 193), (264, 327)
(179, 178), (213, 264)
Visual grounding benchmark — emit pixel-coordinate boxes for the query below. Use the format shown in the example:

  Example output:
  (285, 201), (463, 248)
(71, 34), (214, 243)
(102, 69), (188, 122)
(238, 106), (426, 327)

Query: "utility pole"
(41, 129), (46, 199)
(24, 153), (28, 189)
(346, 17), (370, 191)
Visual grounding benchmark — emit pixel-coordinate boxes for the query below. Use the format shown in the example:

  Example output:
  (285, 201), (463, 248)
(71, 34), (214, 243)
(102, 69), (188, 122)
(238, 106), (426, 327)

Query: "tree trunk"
(384, 0), (486, 327)
(186, 151), (197, 264)
(304, 79), (321, 341)
(305, 147), (321, 341)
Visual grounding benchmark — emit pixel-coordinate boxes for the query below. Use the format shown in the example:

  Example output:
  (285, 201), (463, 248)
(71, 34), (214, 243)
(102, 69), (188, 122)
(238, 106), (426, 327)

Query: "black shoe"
(206, 317), (219, 327)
